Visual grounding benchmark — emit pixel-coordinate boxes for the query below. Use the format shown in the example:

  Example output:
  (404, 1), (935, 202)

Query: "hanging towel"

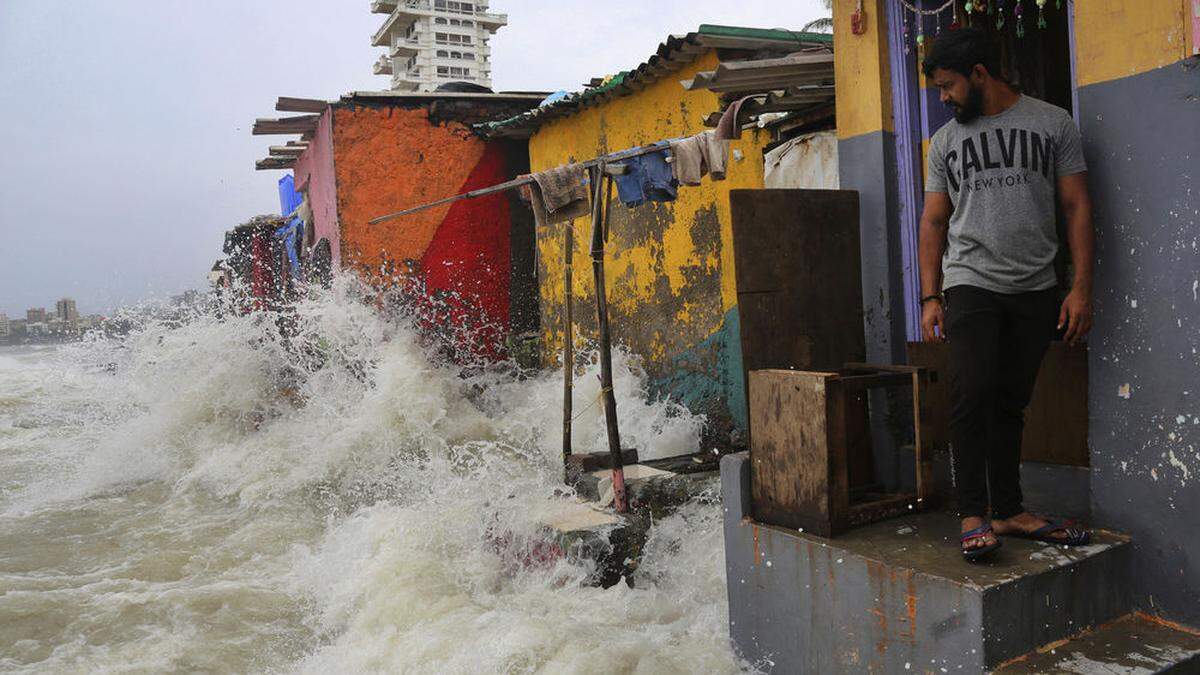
(613, 148), (678, 207)
(532, 163), (590, 222)
(697, 130), (730, 181)
(715, 95), (757, 140)
(524, 180), (589, 228)
(668, 136), (705, 186)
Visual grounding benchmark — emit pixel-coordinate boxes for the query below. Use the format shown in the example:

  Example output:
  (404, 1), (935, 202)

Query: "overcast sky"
(0, 1), (825, 316)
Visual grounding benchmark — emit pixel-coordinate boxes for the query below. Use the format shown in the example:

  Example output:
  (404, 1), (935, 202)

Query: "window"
(435, 32), (472, 46)
(435, 1), (475, 13)
(436, 65), (472, 79)
(437, 50), (449, 57)
(462, 20), (474, 27)
(435, 17), (447, 24)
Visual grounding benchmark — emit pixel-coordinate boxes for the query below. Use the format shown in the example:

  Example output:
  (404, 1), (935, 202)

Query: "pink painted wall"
(292, 108), (340, 269)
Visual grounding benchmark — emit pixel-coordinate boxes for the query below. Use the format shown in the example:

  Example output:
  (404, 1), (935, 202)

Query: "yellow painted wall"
(1075, 0), (1193, 87)
(528, 49), (769, 431)
(833, 0), (894, 139)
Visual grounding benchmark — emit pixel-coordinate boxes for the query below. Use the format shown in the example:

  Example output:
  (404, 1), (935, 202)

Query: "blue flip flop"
(1009, 518), (1091, 546)
(962, 524), (1002, 561)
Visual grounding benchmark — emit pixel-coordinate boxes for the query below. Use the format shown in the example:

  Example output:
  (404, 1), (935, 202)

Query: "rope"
(570, 386), (613, 421)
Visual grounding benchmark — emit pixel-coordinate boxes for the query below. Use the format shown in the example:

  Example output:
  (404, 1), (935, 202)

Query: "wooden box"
(748, 364), (935, 537)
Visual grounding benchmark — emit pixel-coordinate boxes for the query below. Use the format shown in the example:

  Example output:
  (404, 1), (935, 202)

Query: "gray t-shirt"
(927, 95), (1087, 294)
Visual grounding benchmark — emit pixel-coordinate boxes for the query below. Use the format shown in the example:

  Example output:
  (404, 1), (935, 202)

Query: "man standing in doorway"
(918, 29), (1094, 560)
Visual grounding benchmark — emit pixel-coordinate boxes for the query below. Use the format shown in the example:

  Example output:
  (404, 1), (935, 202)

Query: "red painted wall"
(292, 109), (339, 268)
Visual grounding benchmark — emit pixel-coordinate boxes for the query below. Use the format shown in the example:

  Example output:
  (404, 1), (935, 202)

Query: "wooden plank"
(837, 371), (918, 392)
(731, 189), (866, 371)
(847, 493), (916, 526)
(268, 145), (306, 155)
(715, 53), (836, 72)
(255, 158), (295, 170)
(565, 449), (638, 482)
(1023, 342), (1089, 466)
(732, 189), (871, 493)
(275, 96), (328, 113)
(906, 341), (1089, 468)
(252, 115), (320, 135)
(749, 370), (836, 536)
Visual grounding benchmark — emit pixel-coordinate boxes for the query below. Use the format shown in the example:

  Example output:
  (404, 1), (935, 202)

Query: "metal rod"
(589, 164), (626, 513)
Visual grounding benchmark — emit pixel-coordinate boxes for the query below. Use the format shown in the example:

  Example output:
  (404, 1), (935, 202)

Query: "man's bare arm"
(918, 192), (953, 341)
(1057, 172), (1094, 344)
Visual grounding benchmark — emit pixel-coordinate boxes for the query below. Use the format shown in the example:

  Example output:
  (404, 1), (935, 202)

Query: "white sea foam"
(0, 278), (744, 673)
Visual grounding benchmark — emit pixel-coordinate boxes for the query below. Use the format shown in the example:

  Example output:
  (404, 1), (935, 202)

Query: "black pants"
(945, 285), (1059, 520)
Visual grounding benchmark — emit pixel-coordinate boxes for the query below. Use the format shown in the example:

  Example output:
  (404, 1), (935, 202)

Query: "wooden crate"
(748, 364), (935, 537)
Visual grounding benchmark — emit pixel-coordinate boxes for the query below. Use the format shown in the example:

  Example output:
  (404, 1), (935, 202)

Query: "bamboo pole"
(561, 219), (575, 481)
(589, 164), (627, 513)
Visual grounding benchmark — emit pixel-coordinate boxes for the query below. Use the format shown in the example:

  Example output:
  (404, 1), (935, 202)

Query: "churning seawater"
(0, 280), (747, 674)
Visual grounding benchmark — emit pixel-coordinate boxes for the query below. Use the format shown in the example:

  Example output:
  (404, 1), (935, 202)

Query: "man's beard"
(949, 84), (984, 123)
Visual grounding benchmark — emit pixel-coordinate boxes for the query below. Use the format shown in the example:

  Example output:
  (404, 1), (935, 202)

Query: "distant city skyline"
(1, 296), (96, 320)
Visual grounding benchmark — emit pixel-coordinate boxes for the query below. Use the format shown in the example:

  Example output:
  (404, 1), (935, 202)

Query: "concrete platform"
(995, 614), (1200, 674)
(721, 452), (1133, 673)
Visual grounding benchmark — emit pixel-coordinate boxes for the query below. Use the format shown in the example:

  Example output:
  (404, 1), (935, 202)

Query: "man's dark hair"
(921, 28), (1003, 80)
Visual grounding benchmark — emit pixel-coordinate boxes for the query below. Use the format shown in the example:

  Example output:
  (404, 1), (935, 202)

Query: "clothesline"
(368, 137), (692, 225)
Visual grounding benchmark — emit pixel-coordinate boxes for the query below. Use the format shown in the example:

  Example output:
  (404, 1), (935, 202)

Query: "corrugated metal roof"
(479, 24), (832, 138)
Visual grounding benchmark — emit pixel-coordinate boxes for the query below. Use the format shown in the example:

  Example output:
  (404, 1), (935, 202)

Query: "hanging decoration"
(903, 9), (912, 54)
(896, 0), (1059, 50)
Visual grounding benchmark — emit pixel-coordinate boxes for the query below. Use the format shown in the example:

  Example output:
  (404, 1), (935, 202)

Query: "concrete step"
(994, 613), (1200, 673)
(721, 452), (1133, 673)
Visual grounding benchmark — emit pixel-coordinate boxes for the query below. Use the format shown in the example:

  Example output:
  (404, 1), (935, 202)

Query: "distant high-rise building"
(0, 314), (9, 337)
(26, 307), (47, 324)
(370, 0), (507, 92)
(56, 298), (79, 323)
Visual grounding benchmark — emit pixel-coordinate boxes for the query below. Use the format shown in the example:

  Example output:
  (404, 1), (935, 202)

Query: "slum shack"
(482, 25), (836, 450)
(253, 90), (545, 362)
(222, 215), (292, 313)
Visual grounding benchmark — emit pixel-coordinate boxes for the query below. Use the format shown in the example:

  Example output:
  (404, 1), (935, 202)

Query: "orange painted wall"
(332, 106), (487, 278)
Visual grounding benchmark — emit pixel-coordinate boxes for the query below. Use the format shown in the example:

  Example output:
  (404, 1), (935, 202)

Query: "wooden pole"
(589, 164), (627, 513)
(369, 141), (674, 225)
(562, 219), (575, 481)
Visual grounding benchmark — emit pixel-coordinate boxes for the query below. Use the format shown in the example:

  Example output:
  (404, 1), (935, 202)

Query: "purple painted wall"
(292, 108), (339, 269)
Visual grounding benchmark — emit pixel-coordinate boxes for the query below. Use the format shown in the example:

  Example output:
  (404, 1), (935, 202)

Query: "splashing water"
(0, 278), (746, 673)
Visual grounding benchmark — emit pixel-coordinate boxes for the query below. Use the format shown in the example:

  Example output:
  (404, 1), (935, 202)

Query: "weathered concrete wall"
(292, 108), (340, 267)
(528, 49), (770, 447)
(721, 452), (1132, 672)
(833, 0), (907, 367)
(1075, 2), (1200, 625)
